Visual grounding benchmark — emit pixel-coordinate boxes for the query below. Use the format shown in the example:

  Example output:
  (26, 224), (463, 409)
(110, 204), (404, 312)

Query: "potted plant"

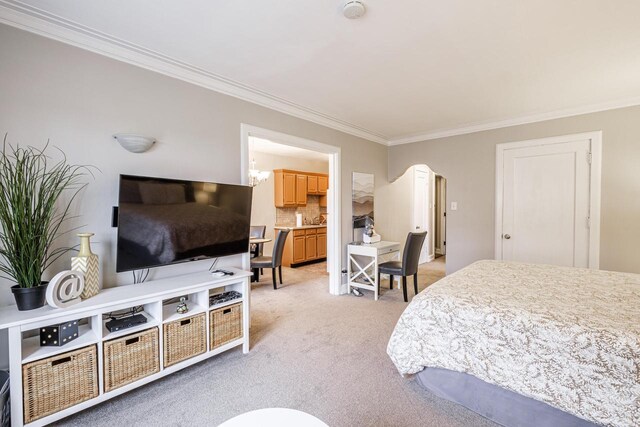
(0, 137), (90, 310)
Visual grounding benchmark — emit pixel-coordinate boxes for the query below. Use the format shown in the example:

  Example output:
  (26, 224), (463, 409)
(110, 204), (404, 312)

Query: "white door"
(498, 138), (592, 267)
(413, 168), (430, 264)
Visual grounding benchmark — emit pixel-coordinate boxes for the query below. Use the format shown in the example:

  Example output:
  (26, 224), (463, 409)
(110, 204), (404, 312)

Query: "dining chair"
(250, 225), (266, 275)
(250, 229), (290, 289)
(249, 225), (266, 257)
(377, 231), (427, 302)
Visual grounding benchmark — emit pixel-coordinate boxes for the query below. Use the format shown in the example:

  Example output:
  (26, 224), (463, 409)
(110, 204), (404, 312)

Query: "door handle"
(503, 234), (511, 240)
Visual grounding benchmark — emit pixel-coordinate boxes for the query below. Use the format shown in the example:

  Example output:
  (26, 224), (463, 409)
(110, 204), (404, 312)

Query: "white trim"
(0, 0), (387, 145)
(240, 124), (343, 295)
(388, 98), (640, 145)
(495, 131), (602, 269)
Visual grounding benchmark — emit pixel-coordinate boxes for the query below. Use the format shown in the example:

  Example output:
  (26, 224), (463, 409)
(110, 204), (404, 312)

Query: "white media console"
(0, 268), (252, 427)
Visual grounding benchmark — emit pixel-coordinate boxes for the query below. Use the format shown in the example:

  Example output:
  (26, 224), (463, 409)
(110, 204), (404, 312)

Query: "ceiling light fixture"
(248, 158), (270, 187)
(343, 0), (366, 19)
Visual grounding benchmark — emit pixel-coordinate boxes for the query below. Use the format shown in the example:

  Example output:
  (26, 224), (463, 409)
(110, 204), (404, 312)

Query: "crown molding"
(0, 0), (389, 145)
(3, 0), (640, 149)
(387, 96), (640, 146)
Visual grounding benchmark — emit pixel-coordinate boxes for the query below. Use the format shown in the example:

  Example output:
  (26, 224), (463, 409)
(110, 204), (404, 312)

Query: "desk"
(347, 241), (400, 300)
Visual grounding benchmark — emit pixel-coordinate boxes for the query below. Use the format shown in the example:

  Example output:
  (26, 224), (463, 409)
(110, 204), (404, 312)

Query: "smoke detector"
(343, 1), (366, 19)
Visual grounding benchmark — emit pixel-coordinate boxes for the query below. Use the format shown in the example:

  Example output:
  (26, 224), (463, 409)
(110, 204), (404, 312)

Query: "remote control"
(210, 269), (234, 276)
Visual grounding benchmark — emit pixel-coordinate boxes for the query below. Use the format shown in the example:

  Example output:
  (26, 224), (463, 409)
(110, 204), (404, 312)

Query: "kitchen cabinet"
(318, 175), (328, 194)
(296, 174), (307, 205)
(317, 229), (327, 258)
(307, 175), (318, 194)
(274, 169), (328, 206)
(305, 228), (317, 260)
(274, 170), (297, 207)
(292, 233), (306, 264)
(278, 226), (327, 267)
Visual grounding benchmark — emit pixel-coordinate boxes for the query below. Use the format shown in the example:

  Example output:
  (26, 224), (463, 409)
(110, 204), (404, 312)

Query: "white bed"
(387, 260), (640, 427)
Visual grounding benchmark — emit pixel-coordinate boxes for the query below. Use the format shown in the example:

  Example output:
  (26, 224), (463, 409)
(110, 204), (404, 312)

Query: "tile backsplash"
(276, 195), (327, 226)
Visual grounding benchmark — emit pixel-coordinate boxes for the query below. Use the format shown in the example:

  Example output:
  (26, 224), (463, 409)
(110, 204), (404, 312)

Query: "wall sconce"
(248, 158), (270, 187)
(113, 134), (156, 153)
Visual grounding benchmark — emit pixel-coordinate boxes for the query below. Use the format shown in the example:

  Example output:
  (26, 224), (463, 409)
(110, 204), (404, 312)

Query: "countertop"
(274, 224), (327, 230)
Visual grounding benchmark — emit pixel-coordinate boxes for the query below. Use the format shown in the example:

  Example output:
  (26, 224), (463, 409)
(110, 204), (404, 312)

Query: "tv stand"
(0, 268), (251, 427)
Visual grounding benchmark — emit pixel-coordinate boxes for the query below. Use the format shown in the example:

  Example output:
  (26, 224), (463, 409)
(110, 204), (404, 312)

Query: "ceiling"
(249, 137), (329, 162)
(2, 0), (640, 145)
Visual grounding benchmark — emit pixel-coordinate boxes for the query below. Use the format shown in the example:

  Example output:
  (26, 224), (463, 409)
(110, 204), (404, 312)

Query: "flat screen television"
(116, 174), (252, 272)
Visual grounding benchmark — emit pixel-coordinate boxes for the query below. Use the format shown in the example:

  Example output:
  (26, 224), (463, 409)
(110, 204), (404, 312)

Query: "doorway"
(434, 175), (446, 257)
(495, 132), (602, 268)
(240, 124), (342, 295)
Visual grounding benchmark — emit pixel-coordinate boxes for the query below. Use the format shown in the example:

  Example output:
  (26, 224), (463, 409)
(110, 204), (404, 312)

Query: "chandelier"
(248, 158), (270, 187)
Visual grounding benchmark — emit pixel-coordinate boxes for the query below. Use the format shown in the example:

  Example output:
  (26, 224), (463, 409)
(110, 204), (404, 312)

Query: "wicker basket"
(103, 327), (159, 392)
(163, 313), (206, 367)
(210, 303), (243, 350)
(22, 345), (98, 424)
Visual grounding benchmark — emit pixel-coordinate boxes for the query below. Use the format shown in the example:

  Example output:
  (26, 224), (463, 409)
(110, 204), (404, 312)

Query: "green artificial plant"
(0, 136), (90, 288)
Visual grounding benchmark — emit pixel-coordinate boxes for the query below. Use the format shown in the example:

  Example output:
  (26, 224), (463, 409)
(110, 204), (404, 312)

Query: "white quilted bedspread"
(387, 260), (640, 426)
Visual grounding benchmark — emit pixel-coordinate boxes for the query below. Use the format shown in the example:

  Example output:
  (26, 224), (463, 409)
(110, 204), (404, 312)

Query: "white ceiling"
(249, 137), (329, 162)
(2, 0), (640, 145)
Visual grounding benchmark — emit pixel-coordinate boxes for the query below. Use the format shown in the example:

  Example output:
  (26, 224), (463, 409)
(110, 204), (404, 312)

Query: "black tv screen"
(116, 175), (252, 272)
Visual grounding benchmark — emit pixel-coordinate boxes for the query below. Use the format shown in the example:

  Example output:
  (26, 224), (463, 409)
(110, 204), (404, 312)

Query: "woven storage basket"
(210, 303), (243, 350)
(103, 327), (159, 392)
(163, 313), (206, 367)
(22, 345), (98, 424)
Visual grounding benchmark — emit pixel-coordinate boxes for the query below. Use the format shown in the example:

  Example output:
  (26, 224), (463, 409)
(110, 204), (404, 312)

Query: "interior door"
(500, 139), (591, 267)
(413, 168), (429, 264)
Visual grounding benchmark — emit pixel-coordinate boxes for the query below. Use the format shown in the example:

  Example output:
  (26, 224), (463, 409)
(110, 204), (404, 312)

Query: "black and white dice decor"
(39, 320), (79, 347)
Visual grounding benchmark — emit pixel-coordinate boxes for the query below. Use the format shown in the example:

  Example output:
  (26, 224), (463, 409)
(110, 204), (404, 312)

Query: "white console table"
(0, 268), (251, 427)
(347, 241), (400, 300)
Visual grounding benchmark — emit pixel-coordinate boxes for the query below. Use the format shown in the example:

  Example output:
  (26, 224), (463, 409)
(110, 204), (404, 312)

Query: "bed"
(387, 260), (640, 427)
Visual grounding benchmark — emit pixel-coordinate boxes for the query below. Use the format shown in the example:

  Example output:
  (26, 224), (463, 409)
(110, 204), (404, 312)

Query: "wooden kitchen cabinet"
(274, 170), (297, 207)
(305, 234), (317, 260)
(279, 226), (327, 267)
(307, 175), (318, 194)
(296, 174), (307, 205)
(317, 229), (327, 258)
(274, 170), (328, 206)
(292, 235), (306, 263)
(318, 175), (328, 194)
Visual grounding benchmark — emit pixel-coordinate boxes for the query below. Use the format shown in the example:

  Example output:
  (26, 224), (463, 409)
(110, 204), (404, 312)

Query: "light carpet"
(54, 258), (495, 427)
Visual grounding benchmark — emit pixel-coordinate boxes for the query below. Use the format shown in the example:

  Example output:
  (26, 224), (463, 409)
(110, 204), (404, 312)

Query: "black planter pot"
(11, 282), (49, 311)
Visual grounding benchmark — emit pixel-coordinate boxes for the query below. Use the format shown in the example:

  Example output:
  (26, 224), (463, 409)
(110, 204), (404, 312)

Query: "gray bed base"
(416, 368), (599, 427)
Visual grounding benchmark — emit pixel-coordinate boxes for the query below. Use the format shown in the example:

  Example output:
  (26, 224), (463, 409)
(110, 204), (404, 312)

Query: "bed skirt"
(416, 368), (598, 427)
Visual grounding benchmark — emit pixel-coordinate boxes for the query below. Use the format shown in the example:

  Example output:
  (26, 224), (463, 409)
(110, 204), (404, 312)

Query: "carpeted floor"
(54, 258), (496, 427)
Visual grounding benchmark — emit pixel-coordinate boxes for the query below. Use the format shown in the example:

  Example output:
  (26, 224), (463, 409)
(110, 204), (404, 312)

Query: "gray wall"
(0, 24), (388, 368)
(389, 105), (640, 275)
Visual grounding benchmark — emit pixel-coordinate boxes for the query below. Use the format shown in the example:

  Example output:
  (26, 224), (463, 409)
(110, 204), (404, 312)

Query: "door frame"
(494, 131), (602, 268)
(435, 175), (446, 256)
(240, 124), (342, 295)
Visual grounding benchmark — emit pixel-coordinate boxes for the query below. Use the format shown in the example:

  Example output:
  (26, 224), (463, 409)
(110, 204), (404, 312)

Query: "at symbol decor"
(72, 233), (100, 299)
(45, 270), (85, 308)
